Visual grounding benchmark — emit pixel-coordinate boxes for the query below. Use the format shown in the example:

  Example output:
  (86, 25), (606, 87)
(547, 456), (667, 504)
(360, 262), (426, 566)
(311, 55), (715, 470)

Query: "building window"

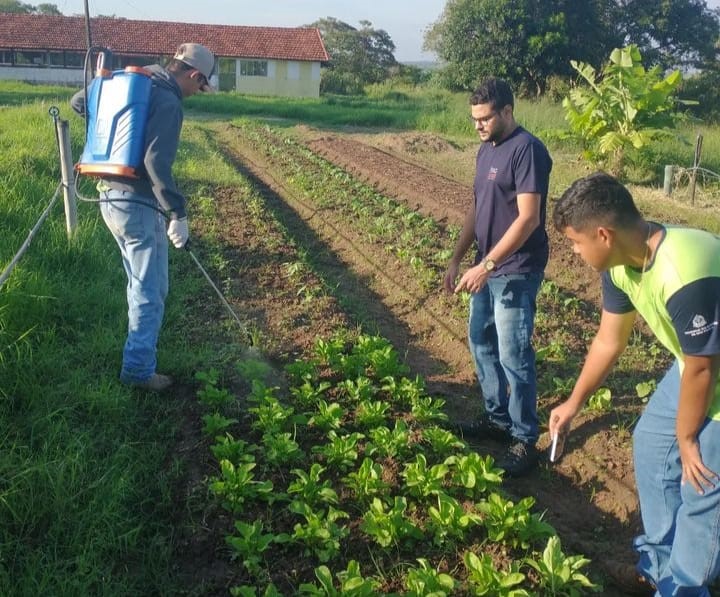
(0, 49), (12, 65)
(239, 60), (267, 77)
(15, 50), (46, 67)
(64, 52), (84, 68)
(48, 51), (65, 66)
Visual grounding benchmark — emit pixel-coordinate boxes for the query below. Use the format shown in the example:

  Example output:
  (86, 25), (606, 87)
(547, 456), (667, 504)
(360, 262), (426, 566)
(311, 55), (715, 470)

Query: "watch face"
(484, 259), (495, 271)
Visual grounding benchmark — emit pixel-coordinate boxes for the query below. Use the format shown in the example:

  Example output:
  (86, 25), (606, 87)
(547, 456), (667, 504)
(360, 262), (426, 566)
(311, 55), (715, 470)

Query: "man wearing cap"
(71, 43), (215, 392)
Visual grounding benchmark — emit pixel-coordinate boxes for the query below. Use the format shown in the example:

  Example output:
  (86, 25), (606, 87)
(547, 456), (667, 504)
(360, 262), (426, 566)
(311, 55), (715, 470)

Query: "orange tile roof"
(0, 14), (329, 61)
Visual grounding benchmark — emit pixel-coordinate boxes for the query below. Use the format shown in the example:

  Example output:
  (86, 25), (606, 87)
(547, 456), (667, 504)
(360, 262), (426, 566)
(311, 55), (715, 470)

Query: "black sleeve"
(667, 278), (720, 355)
(601, 271), (634, 313)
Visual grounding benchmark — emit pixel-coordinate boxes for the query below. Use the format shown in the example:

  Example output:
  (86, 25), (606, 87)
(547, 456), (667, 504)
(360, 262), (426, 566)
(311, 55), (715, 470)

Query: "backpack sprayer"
(74, 47), (254, 345)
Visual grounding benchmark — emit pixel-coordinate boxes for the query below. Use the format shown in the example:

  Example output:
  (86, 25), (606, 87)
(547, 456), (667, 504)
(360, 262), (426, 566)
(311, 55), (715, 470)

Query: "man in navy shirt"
(444, 78), (552, 476)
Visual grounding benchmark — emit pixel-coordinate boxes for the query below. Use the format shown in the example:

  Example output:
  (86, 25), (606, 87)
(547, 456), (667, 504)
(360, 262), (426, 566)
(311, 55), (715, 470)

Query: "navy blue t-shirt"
(473, 126), (552, 273)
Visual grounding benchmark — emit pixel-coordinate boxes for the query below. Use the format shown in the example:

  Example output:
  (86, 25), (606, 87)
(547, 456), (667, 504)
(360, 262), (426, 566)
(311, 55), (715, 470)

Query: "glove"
(167, 217), (189, 248)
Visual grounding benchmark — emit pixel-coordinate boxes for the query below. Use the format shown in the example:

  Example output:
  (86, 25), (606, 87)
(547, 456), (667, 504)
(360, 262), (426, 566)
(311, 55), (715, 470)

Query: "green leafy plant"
(585, 387), (612, 413)
(381, 374), (425, 406)
(353, 399), (391, 428)
(288, 463), (339, 508)
(209, 460), (274, 514)
(230, 583), (283, 597)
(463, 551), (529, 597)
(298, 560), (380, 596)
(337, 376), (376, 402)
(289, 502), (349, 563)
(365, 419), (413, 459)
(342, 457), (389, 501)
(445, 452), (503, 498)
(313, 336), (346, 369)
(196, 368), (235, 409)
(421, 426), (465, 457)
(308, 400), (345, 432)
(249, 396), (295, 434)
(285, 359), (320, 384)
(290, 377), (332, 409)
(404, 558), (456, 597)
(477, 493), (555, 549)
(635, 379), (656, 403)
(410, 396), (449, 424)
(236, 357), (275, 384)
(210, 434), (257, 465)
(427, 492), (481, 545)
(202, 412), (238, 437)
(226, 520), (285, 577)
(312, 431), (364, 470)
(525, 536), (600, 595)
(563, 45), (685, 176)
(402, 453), (449, 498)
(360, 496), (422, 548)
(262, 431), (304, 467)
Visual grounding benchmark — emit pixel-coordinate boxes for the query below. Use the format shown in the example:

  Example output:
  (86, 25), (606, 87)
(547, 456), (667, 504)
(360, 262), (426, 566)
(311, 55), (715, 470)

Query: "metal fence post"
(56, 118), (77, 239)
(663, 165), (674, 197)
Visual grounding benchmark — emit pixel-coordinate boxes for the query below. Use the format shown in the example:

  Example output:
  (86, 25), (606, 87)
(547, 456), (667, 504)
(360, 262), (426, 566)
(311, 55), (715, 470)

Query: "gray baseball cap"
(173, 43), (215, 91)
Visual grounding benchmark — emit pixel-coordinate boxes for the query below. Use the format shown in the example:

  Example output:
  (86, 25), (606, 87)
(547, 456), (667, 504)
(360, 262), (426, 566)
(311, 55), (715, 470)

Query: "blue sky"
(52, 0), (447, 62)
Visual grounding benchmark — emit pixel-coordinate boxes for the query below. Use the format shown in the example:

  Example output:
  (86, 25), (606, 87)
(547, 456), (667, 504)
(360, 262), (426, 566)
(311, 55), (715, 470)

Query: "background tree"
(0, 0), (61, 13)
(615, 0), (719, 70)
(309, 17), (397, 94)
(424, 0), (616, 94)
(425, 0), (718, 96)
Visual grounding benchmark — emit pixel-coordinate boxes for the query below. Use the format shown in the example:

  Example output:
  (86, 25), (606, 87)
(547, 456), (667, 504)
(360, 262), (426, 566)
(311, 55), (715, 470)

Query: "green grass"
(0, 90), (250, 595)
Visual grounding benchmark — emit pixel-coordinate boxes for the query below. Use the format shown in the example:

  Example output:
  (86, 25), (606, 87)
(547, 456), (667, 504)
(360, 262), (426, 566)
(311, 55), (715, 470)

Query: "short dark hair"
(553, 172), (642, 232)
(470, 78), (514, 110)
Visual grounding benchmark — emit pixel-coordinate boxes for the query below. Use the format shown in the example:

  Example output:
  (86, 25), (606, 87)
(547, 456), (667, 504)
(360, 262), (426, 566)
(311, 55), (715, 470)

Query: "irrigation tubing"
(0, 182), (63, 291)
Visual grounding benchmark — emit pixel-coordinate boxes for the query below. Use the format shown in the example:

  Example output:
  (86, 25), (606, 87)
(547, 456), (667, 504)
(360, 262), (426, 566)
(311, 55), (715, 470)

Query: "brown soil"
(177, 124), (671, 595)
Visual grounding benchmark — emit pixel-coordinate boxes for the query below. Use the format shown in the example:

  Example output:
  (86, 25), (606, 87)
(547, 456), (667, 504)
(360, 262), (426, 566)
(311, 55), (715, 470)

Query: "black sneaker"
(455, 416), (512, 443)
(497, 441), (539, 477)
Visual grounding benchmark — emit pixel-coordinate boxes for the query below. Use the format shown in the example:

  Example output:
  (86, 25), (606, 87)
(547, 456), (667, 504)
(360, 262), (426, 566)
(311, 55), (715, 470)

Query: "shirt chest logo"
(487, 167), (498, 181)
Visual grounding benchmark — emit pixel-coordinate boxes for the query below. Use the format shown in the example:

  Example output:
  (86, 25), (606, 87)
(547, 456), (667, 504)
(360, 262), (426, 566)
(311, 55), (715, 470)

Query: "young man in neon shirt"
(550, 172), (720, 595)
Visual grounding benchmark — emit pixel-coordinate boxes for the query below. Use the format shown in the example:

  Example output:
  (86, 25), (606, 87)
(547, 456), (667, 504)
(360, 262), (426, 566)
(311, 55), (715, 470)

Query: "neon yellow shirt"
(603, 225), (720, 419)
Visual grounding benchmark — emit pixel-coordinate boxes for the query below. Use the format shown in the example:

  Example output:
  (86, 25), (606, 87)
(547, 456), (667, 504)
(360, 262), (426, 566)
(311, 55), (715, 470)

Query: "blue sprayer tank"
(76, 54), (153, 179)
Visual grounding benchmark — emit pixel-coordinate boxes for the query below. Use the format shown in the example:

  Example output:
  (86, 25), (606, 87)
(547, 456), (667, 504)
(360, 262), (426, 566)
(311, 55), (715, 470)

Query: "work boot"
(123, 373), (173, 392)
(603, 561), (655, 596)
(455, 415), (512, 443)
(497, 440), (539, 477)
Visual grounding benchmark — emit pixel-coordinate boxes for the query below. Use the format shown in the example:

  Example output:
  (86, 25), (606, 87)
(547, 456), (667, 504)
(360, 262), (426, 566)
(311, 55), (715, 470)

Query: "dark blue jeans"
(467, 272), (543, 444)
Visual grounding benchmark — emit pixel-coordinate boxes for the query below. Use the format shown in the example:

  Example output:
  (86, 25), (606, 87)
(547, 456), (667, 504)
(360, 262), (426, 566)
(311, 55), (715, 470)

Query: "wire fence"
(0, 110), (77, 293)
(0, 182), (63, 291)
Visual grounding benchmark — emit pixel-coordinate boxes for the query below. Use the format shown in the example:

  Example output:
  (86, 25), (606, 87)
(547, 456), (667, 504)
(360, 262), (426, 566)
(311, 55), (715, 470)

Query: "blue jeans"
(633, 361), (720, 596)
(467, 272), (543, 444)
(100, 190), (168, 383)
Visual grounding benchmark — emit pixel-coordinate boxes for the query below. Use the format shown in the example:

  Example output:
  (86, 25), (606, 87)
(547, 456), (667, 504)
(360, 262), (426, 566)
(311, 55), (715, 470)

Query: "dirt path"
(202, 123), (655, 594)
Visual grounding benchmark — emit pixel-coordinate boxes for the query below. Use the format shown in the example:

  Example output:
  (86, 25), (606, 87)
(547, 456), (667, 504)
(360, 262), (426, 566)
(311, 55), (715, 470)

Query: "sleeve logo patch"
(685, 314), (719, 337)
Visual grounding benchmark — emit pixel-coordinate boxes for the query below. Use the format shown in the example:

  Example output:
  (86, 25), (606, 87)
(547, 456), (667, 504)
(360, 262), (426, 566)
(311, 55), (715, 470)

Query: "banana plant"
(563, 44), (685, 176)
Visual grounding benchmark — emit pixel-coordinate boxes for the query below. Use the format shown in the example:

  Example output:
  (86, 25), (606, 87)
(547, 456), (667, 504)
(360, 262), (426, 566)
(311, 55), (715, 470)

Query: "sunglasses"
(195, 71), (209, 88)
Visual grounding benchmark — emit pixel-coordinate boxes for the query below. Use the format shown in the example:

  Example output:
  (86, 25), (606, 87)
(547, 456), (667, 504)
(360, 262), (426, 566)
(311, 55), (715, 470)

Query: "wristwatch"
(481, 258), (496, 272)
